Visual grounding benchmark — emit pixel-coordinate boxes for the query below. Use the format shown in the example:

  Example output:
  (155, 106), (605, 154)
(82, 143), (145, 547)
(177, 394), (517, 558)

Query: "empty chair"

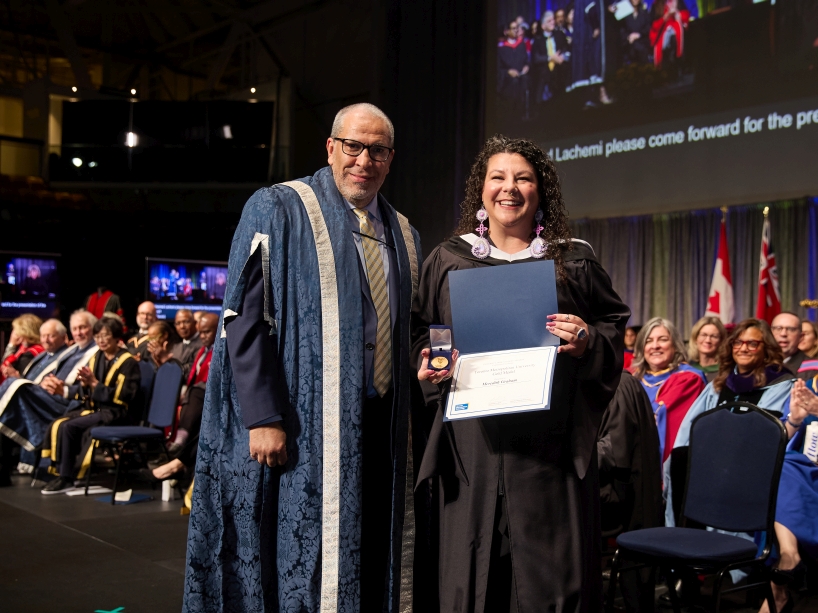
(606, 401), (788, 613)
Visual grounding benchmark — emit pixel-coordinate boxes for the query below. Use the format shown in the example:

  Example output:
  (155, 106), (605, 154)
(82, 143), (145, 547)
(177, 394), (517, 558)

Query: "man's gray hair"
(542, 10), (555, 22)
(42, 318), (67, 336)
(70, 309), (98, 328)
(331, 103), (395, 146)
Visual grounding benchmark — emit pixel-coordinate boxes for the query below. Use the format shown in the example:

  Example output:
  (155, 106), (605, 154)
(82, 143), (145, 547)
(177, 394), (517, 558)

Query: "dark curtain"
(382, 0), (486, 256)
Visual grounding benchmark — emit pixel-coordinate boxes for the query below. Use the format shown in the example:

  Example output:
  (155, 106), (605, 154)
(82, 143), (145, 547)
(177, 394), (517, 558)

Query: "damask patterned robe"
(184, 167), (422, 613)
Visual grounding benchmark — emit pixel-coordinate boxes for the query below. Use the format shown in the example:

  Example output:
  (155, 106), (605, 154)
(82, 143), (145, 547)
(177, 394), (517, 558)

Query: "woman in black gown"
(412, 135), (629, 613)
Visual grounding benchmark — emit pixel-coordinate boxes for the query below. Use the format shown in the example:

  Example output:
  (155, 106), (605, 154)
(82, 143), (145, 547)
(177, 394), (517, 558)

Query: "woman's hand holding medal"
(418, 348), (460, 385)
(547, 313), (590, 357)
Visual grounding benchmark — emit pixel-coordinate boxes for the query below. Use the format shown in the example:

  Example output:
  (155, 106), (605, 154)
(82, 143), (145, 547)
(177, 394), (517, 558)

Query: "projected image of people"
(0, 256), (59, 320)
(147, 262), (227, 305)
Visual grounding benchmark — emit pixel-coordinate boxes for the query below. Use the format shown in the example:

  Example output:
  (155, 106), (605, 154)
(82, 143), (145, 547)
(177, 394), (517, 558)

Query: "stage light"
(88, 161), (97, 168)
(130, 88), (137, 95)
(222, 125), (233, 139)
(71, 86), (77, 92)
(72, 157), (83, 167)
(248, 99), (257, 103)
(250, 87), (256, 94)
(126, 132), (138, 147)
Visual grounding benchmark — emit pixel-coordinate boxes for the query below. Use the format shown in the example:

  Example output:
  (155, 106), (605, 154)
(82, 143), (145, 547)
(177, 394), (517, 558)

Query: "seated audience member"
(631, 317), (707, 465)
(772, 312), (818, 380)
(799, 319), (818, 359)
(145, 320), (181, 371)
(170, 309), (202, 376)
(498, 21), (531, 108)
(649, 0), (689, 68)
(598, 370), (663, 613)
(0, 318), (71, 483)
(666, 319), (795, 526)
(621, 0), (652, 64)
(126, 301), (156, 360)
(688, 315), (726, 382)
(623, 324), (640, 370)
(150, 313), (219, 481)
(532, 12), (569, 103)
(759, 378), (818, 613)
(193, 310), (207, 330)
(0, 314), (44, 384)
(40, 317), (141, 495)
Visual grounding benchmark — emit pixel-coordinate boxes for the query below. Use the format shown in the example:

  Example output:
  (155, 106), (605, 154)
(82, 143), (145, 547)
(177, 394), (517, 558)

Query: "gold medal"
(431, 356), (449, 369)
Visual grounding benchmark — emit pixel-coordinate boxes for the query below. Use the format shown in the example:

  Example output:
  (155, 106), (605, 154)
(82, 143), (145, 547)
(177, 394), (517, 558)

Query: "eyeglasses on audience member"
(771, 325), (800, 334)
(732, 339), (761, 351)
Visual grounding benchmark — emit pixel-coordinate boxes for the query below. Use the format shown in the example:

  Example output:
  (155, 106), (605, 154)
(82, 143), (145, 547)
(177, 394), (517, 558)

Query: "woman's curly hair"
(454, 134), (572, 281)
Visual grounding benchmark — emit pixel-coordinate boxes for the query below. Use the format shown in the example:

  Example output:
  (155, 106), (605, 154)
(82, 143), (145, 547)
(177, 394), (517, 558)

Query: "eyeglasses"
(732, 339), (761, 351)
(697, 333), (721, 341)
(333, 138), (393, 162)
(93, 332), (113, 341)
(771, 326), (800, 334)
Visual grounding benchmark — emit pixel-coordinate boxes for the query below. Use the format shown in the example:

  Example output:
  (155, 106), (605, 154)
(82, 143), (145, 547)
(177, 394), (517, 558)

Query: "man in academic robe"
(531, 12), (569, 103)
(773, 312), (815, 379)
(184, 103), (421, 613)
(126, 301), (156, 360)
(0, 310), (98, 477)
(169, 308), (202, 377)
(0, 318), (71, 484)
(498, 21), (531, 110)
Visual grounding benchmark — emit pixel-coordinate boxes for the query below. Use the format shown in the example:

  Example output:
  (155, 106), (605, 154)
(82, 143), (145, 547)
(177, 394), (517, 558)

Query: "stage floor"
(0, 473), (187, 613)
(3, 471), (817, 613)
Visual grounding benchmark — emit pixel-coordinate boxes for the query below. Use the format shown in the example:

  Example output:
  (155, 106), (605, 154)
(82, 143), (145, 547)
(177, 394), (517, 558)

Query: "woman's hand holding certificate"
(546, 313), (590, 357)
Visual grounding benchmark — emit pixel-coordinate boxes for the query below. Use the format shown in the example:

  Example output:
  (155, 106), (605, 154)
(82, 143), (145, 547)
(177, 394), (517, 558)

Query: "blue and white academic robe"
(183, 167), (422, 613)
(0, 342), (97, 467)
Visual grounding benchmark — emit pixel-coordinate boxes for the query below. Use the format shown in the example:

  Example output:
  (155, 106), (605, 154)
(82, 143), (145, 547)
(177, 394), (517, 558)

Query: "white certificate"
(443, 346), (557, 421)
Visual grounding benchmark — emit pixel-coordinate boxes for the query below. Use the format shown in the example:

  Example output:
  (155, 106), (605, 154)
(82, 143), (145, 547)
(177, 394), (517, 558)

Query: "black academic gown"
(621, 10), (652, 64)
(413, 237), (629, 613)
(597, 371), (663, 535)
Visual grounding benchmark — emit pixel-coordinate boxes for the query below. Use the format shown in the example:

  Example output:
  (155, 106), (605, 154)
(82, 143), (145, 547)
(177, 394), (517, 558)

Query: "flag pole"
(720, 206), (727, 221)
(763, 205), (769, 217)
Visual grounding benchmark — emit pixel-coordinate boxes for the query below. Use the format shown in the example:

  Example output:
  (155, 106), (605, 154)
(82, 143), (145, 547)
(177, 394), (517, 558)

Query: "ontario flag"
(705, 218), (734, 324)
(755, 213), (781, 324)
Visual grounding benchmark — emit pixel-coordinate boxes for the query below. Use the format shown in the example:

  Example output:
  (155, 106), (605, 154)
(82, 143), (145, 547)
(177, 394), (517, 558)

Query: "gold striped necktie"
(353, 207), (392, 396)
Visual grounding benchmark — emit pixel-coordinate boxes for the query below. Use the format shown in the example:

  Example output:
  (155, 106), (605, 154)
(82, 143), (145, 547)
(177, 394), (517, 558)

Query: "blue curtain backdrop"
(569, 197), (818, 334)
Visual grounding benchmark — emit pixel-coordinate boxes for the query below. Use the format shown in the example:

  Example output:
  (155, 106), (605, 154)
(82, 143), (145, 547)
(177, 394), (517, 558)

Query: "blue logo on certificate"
(455, 403), (469, 411)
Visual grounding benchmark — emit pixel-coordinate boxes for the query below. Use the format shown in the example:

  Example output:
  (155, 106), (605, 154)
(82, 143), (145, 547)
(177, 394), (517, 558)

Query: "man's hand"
(1, 364), (20, 379)
(249, 422), (287, 467)
(628, 32), (641, 43)
(41, 374), (65, 396)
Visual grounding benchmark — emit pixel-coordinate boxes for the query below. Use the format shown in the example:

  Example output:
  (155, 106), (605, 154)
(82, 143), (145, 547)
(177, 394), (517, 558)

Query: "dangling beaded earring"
(471, 206), (491, 259)
(530, 209), (547, 259)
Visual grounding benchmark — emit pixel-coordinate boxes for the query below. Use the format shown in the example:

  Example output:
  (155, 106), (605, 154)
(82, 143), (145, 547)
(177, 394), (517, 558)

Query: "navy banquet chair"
(85, 360), (183, 504)
(605, 401), (788, 613)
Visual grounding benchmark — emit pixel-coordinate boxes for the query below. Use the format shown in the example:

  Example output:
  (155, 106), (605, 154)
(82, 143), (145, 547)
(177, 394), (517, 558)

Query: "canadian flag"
(705, 218), (734, 324)
(755, 213), (781, 324)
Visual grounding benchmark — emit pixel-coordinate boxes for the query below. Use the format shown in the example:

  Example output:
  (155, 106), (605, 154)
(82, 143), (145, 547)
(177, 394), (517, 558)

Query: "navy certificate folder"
(447, 260), (559, 354)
